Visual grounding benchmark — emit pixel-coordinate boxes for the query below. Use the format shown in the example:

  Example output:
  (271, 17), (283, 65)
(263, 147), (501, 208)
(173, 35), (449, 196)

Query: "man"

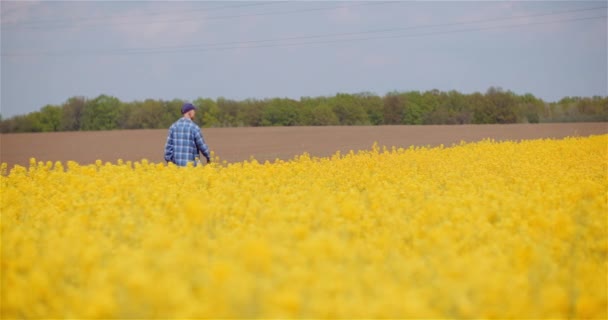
(164, 103), (211, 166)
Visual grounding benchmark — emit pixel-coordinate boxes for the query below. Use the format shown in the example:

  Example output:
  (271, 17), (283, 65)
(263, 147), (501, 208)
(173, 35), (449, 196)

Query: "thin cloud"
(0, 1), (41, 24)
(105, 3), (208, 48)
(327, 6), (362, 24)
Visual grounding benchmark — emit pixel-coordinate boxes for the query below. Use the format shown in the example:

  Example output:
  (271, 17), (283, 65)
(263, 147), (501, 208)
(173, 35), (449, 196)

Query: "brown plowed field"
(1, 123), (606, 169)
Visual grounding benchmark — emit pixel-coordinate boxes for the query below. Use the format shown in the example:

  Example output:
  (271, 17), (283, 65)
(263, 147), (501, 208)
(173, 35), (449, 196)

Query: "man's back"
(164, 118), (209, 166)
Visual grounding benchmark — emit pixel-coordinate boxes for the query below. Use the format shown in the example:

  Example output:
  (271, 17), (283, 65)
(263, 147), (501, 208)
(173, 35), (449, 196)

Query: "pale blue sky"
(1, 1), (606, 118)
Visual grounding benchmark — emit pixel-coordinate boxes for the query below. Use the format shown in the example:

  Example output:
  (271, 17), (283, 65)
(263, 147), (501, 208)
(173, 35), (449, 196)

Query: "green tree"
(427, 90), (472, 124)
(356, 92), (383, 125)
(2, 113), (40, 132)
(419, 90), (444, 124)
(517, 93), (544, 123)
(383, 93), (404, 124)
(239, 98), (265, 127)
(310, 103), (339, 125)
(262, 98), (299, 126)
(165, 99), (186, 122)
(331, 93), (369, 125)
(472, 87), (518, 124)
(298, 97), (315, 126)
(299, 96), (331, 126)
(126, 99), (165, 129)
(402, 91), (425, 125)
(38, 105), (62, 131)
(81, 95), (123, 130)
(119, 103), (134, 130)
(574, 96), (608, 121)
(60, 96), (87, 131)
(485, 87), (518, 124)
(469, 92), (489, 124)
(190, 98), (218, 127)
(217, 97), (241, 127)
(1, 90), (605, 132)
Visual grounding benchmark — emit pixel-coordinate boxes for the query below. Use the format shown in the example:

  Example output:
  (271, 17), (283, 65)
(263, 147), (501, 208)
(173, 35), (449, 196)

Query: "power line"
(2, 1), (398, 31)
(119, 15), (608, 55)
(0, 2), (288, 28)
(105, 5), (608, 52)
(244, 15), (607, 51)
(3, 13), (604, 58)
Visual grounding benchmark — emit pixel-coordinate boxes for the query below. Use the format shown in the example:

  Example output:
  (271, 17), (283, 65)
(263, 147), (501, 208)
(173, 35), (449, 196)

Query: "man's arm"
(164, 128), (175, 163)
(193, 128), (211, 163)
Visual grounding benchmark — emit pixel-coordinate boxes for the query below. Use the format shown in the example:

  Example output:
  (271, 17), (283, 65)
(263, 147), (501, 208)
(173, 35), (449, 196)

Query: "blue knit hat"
(181, 103), (196, 114)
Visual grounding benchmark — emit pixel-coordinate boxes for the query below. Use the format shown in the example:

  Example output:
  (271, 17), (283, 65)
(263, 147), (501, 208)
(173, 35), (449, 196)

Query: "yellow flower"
(1, 135), (606, 318)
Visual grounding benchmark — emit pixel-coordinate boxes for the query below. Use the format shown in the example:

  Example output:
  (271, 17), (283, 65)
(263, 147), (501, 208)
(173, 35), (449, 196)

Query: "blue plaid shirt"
(164, 118), (210, 166)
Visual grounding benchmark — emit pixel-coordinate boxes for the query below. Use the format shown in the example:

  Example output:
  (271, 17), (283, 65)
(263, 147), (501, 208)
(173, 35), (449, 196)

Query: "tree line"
(1, 87), (606, 133)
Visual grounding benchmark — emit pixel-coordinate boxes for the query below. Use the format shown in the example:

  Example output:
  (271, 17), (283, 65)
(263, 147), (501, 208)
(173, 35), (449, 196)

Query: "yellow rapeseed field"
(1, 135), (607, 319)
